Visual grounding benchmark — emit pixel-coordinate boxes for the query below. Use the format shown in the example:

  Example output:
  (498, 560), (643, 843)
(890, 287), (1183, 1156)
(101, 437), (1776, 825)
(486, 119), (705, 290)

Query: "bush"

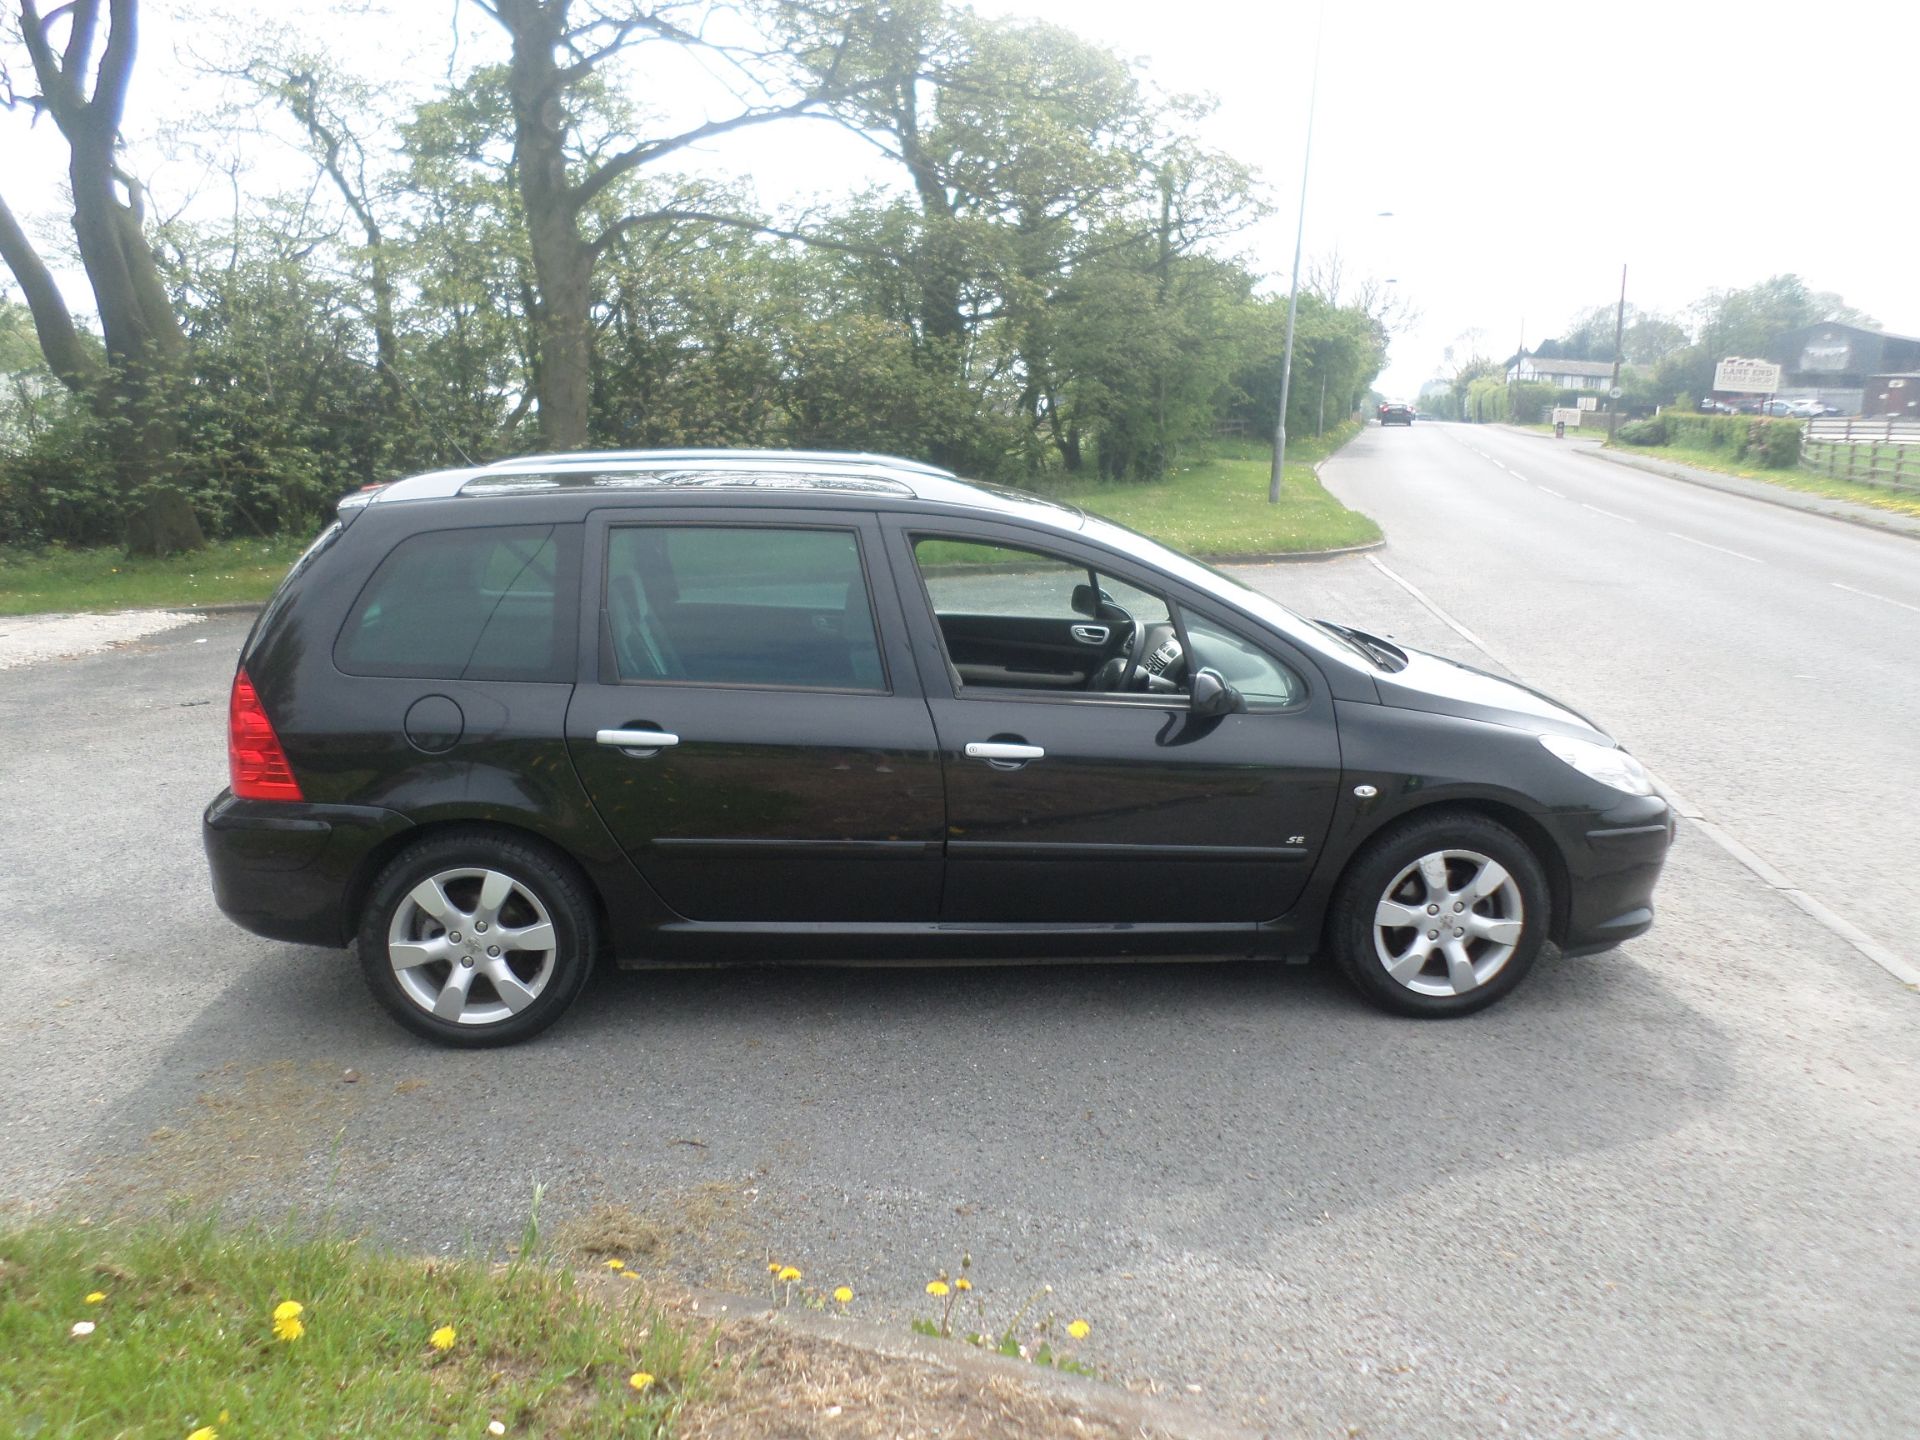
(1616, 417), (1668, 446)
(1656, 412), (1801, 468)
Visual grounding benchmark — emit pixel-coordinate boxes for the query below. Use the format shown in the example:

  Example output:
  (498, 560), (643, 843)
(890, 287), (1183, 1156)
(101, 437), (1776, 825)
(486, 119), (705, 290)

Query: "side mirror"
(1070, 582), (1112, 618)
(1189, 667), (1243, 718)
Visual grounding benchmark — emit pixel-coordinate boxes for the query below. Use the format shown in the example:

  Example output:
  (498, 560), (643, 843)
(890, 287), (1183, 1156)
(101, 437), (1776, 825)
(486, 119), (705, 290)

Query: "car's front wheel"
(356, 830), (598, 1046)
(1329, 812), (1549, 1017)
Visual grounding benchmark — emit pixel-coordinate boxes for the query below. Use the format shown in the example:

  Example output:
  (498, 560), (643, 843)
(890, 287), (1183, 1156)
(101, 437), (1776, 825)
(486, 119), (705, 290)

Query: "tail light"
(229, 668), (304, 802)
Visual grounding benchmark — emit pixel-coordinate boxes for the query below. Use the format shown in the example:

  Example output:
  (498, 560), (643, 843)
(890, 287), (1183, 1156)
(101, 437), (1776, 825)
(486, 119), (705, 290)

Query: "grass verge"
(0, 1214), (717, 1438)
(0, 428), (1377, 616)
(0, 536), (310, 617)
(1608, 442), (1920, 519)
(1049, 423), (1378, 557)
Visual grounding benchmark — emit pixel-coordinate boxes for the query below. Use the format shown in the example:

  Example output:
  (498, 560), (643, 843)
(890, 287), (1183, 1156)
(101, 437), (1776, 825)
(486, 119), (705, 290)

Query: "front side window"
(605, 525), (883, 690)
(335, 524), (573, 682)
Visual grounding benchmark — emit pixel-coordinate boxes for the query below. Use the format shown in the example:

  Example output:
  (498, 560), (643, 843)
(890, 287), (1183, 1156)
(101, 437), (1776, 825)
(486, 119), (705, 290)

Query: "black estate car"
(205, 449), (1673, 1045)
(1378, 403), (1414, 426)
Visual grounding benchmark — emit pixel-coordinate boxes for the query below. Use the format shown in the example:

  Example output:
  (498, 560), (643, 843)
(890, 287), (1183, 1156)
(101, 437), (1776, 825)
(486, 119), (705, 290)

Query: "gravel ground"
(0, 608), (205, 670)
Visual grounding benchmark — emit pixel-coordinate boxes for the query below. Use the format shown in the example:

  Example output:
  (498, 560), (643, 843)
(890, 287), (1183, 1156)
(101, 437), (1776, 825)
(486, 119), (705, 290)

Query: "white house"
(1505, 355), (1618, 390)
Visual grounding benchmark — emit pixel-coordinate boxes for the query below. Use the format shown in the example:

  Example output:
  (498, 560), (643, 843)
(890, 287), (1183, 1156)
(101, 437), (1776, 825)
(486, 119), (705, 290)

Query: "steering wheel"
(1087, 618), (1148, 692)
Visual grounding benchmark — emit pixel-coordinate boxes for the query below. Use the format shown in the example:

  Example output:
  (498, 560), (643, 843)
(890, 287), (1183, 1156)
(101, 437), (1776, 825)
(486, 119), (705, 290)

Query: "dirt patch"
(553, 1183), (758, 1282)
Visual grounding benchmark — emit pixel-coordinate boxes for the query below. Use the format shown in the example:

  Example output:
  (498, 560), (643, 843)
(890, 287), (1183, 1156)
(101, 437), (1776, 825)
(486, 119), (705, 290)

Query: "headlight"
(1539, 734), (1654, 796)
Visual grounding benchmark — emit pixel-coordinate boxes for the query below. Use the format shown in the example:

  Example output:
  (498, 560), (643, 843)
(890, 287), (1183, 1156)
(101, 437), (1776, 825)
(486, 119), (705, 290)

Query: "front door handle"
(597, 727), (679, 756)
(965, 741), (1045, 767)
(1070, 624), (1109, 646)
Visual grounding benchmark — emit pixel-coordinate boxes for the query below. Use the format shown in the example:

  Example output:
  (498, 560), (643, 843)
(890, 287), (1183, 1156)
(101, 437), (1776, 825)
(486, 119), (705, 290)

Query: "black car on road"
(1378, 403), (1415, 426)
(206, 450), (1673, 1045)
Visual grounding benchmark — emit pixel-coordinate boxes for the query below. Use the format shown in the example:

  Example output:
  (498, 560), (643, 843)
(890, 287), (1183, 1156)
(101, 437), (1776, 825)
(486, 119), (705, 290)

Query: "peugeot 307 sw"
(204, 450), (1673, 1045)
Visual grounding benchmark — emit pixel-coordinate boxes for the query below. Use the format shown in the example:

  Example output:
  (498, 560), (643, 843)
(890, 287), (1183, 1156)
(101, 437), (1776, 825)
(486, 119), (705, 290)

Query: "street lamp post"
(1268, 4), (1325, 503)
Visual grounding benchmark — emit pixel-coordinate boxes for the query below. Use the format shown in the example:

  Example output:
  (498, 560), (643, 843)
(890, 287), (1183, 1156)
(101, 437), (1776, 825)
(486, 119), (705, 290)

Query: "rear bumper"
(203, 790), (411, 947)
(1549, 796), (1676, 955)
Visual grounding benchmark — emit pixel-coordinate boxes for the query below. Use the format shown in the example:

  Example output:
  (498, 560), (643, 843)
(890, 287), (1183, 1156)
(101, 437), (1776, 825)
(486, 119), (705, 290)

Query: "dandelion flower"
(430, 1325), (457, 1351)
(629, 1371), (655, 1393)
(272, 1314), (305, 1343)
(925, 1280), (950, 1297)
(85, 1291), (106, 1304)
(187, 1428), (218, 1440)
(954, 1278), (972, 1292)
(273, 1300), (304, 1321)
(70, 1320), (96, 1338)
(618, 1269), (639, 1281)
(777, 1266), (802, 1283)
(605, 1259), (625, 1271)
(767, 1261), (784, 1274)
(1067, 1319), (1091, 1340)
(833, 1286), (853, 1304)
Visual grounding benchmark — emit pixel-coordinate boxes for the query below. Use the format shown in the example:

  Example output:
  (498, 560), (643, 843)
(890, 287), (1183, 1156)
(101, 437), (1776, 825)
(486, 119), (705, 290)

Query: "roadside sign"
(1715, 357), (1783, 394)
(1608, 386), (1624, 399)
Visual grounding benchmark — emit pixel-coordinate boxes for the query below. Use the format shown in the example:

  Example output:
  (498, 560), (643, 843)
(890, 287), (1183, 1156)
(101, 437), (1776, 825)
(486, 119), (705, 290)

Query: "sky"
(5, 0), (1918, 401)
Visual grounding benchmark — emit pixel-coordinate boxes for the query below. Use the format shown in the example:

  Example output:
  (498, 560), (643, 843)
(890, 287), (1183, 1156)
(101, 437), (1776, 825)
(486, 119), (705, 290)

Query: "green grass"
(1046, 423), (1379, 557)
(0, 1214), (720, 1438)
(0, 536), (311, 616)
(1613, 441), (1920, 519)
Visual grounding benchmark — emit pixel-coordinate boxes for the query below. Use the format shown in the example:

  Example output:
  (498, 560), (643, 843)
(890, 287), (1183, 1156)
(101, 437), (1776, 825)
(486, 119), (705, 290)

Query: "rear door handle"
(965, 741), (1045, 765)
(597, 727), (679, 756)
(1070, 624), (1109, 645)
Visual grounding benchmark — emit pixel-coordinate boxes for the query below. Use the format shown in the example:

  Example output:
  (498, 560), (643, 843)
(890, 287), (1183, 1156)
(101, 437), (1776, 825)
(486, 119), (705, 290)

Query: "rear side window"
(605, 525), (883, 691)
(335, 524), (578, 682)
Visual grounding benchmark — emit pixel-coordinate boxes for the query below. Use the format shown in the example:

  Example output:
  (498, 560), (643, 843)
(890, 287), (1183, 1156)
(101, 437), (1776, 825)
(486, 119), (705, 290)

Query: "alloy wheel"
(386, 867), (557, 1026)
(1372, 848), (1525, 997)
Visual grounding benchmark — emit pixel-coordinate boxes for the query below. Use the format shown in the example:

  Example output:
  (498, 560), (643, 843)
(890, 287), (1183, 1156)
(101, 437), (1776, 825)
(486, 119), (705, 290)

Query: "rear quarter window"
(334, 523), (579, 682)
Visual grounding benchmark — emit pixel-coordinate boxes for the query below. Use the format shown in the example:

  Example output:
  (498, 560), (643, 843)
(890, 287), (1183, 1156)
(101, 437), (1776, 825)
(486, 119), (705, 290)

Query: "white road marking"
(1581, 503), (1637, 524)
(1832, 581), (1920, 614)
(1364, 555), (1916, 993)
(1665, 531), (1762, 564)
(1538, 486), (1564, 498)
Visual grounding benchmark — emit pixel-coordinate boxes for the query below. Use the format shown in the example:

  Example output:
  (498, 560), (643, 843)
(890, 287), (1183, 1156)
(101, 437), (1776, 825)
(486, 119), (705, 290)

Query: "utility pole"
(1268, 2), (1325, 503)
(1607, 264), (1627, 444)
(1318, 372), (1327, 436)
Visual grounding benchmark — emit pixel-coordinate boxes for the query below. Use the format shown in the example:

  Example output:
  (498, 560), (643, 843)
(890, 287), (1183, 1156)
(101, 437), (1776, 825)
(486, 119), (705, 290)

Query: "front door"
(566, 509), (945, 922)
(885, 521), (1343, 925)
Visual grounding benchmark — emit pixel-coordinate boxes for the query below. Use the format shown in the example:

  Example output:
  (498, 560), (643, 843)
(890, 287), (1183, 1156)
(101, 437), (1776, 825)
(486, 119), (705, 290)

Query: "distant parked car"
(1378, 403), (1414, 426)
(1785, 399), (1834, 418)
(1757, 400), (1798, 418)
(1697, 398), (1739, 415)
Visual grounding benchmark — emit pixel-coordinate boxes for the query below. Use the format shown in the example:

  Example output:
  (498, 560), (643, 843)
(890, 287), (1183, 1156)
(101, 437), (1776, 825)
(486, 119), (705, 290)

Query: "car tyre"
(1328, 812), (1549, 1018)
(356, 829), (599, 1047)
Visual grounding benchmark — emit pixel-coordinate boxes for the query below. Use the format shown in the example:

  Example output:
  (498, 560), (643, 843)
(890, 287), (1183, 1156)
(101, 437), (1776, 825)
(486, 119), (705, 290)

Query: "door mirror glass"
(1189, 666), (1243, 717)
(1070, 582), (1107, 617)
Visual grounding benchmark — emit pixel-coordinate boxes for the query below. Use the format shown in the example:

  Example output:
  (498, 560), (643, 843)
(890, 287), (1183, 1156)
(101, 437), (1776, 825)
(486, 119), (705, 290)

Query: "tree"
(474, 0), (858, 449)
(0, 0), (206, 551)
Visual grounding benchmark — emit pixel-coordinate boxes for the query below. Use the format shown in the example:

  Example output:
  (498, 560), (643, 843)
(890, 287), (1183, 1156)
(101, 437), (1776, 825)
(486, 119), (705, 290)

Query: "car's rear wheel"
(357, 830), (598, 1046)
(1329, 812), (1549, 1017)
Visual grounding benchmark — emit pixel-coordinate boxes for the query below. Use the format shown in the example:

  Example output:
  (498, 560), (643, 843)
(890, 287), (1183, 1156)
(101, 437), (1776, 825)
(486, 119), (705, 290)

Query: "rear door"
(565, 507), (946, 922)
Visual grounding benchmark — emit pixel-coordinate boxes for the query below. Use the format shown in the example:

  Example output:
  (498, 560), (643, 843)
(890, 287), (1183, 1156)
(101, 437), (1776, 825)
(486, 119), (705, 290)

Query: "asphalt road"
(3, 448), (1917, 1438)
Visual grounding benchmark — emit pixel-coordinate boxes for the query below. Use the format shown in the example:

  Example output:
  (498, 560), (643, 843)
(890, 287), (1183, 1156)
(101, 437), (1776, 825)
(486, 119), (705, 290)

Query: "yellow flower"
(1067, 1319), (1091, 1340)
(273, 1300), (304, 1321)
(925, 1280), (950, 1297)
(767, 1261), (784, 1274)
(605, 1259), (625, 1271)
(832, 1286), (853, 1304)
(628, 1371), (655, 1393)
(954, 1277), (972, 1292)
(777, 1266), (802, 1283)
(85, 1291), (106, 1304)
(187, 1428), (218, 1440)
(429, 1325), (457, 1351)
(272, 1314), (305, 1343)
(618, 1269), (640, 1281)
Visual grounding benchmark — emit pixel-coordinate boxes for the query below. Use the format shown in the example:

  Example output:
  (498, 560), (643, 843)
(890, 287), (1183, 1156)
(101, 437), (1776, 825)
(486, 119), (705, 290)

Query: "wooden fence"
(1802, 439), (1920, 493)
(1806, 417), (1920, 446)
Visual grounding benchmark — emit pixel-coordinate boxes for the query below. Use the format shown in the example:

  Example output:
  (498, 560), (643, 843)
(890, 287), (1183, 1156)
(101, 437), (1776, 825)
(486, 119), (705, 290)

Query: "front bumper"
(203, 790), (412, 947)
(1548, 793), (1676, 955)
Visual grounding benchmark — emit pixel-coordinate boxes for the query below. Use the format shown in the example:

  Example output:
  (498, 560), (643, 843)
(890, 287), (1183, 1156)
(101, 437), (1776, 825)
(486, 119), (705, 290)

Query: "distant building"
(1767, 322), (1920, 415)
(1505, 355), (1619, 391)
